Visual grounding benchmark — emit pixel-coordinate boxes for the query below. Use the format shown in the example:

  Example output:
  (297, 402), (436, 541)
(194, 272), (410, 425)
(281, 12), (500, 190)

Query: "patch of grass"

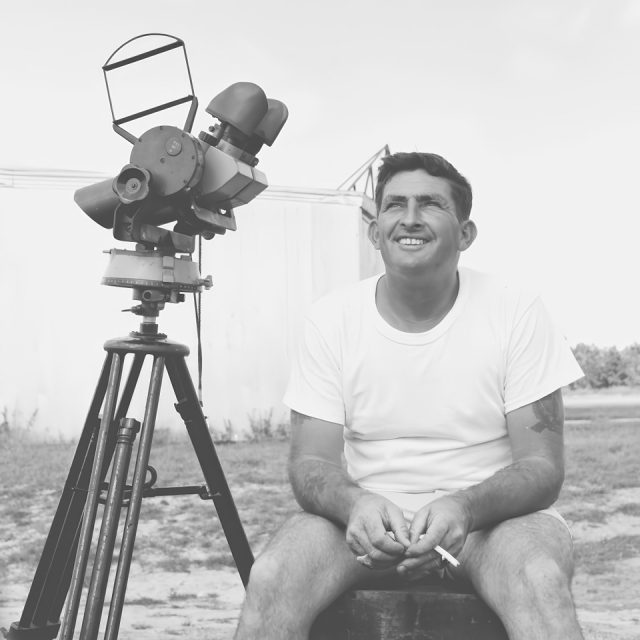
(168, 590), (200, 601)
(127, 596), (167, 606)
(574, 535), (640, 574)
(565, 405), (640, 421)
(196, 552), (236, 569)
(11, 509), (33, 526)
(562, 507), (608, 524)
(558, 421), (640, 506)
(0, 439), (79, 498)
(154, 554), (193, 573)
(1, 544), (45, 572)
(618, 503), (640, 517)
(246, 410), (290, 442)
(140, 502), (169, 520)
(199, 595), (220, 607)
(1, 406), (39, 434)
(3, 412), (639, 594)
(210, 419), (240, 444)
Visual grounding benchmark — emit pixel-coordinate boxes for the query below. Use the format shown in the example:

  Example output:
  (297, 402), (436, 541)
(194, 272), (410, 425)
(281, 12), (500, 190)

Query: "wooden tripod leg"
(102, 355), (165, 640)
(166, 354), (255, 586)
(6, 353), (113, 640)
(58, 352), (125, 640)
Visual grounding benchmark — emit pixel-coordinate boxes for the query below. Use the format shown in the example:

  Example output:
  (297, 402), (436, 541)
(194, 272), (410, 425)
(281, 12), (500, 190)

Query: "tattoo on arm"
(529, 390), (564, 434)
(288, 410), (352, 513)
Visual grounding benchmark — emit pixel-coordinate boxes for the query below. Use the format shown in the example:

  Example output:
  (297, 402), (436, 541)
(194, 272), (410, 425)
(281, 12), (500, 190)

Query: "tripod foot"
(3, 620), (60, 640)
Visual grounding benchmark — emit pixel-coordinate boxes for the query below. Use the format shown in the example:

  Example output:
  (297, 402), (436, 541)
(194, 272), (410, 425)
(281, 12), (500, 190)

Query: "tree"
(571, 343), (628, 388)
(621, 343), (640, 386)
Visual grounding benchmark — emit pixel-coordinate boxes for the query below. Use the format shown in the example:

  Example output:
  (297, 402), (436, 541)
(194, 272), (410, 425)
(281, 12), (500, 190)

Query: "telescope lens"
(75, 179), (120, 229)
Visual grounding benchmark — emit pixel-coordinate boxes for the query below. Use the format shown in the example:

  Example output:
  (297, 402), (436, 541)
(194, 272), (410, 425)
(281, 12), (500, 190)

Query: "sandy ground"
(567, 487), (640, 639)
(3, 491), (640, 640)
(1, 567), (242, 640)
(3, 565), (639, 640)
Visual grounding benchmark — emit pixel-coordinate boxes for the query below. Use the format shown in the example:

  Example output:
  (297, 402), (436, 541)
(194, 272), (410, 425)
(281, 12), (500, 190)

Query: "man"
(234, 152), (585, 640)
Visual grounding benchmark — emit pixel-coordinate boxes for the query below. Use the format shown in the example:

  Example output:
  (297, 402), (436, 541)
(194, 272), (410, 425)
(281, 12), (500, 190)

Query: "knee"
(246, 549), (286, 598)
(517, 556), (574, 605)
(236, 552), (302, 639)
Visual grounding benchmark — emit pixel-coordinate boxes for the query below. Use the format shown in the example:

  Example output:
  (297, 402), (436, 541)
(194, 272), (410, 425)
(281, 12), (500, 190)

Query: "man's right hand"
(288, 411), (410, 569)
(345, 493), (411, 570)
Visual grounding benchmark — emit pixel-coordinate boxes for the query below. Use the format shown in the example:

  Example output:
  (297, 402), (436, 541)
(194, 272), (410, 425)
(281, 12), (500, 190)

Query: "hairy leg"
(456, 512), (583, 640)
(234, 511), (374, 640)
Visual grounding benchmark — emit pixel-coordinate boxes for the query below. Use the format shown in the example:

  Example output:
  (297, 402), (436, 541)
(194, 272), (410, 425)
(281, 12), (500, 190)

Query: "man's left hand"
(396, 495), (472, 579)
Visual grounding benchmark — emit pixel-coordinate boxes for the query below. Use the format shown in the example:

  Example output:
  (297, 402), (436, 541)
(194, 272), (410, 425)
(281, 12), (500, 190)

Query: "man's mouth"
(396, 237), (429, 246)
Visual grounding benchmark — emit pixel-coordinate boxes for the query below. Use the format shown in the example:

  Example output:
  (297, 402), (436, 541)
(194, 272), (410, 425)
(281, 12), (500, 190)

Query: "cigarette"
(387, 531), (460, 567)
(434, 544), (460, 567)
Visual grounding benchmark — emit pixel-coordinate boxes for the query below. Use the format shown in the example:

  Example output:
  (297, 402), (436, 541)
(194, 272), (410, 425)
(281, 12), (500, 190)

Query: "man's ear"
(368, 219), (381, 249)
(458, 219), (477, 251)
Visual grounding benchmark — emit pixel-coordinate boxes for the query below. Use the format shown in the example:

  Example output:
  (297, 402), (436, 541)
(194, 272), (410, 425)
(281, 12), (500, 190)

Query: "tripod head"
(73, 34), (288, 315)
(100, 245), (212, 323)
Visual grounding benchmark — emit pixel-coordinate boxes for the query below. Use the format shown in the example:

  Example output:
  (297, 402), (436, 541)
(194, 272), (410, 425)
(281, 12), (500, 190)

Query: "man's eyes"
(418, 199), (446, 210)
(383, 200), (444, 212)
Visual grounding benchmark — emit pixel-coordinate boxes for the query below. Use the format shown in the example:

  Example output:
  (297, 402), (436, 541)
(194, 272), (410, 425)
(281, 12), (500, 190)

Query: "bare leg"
(234, 512), (374, 640)
(457, 512), (584, 640)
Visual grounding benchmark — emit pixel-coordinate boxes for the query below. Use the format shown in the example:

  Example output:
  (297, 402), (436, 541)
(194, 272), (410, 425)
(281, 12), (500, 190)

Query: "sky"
(2, 0), (640, 347)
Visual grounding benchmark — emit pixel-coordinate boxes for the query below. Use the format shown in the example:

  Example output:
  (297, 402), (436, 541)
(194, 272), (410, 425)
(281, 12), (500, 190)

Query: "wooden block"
(313, 584), (508, 640)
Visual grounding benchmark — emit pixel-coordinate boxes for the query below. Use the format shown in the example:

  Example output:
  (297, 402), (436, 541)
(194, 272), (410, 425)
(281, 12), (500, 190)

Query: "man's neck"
(376, 269), (460, 333)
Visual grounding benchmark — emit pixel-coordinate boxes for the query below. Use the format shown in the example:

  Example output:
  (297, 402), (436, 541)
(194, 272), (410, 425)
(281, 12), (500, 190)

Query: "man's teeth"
(398, 238), (426, 245)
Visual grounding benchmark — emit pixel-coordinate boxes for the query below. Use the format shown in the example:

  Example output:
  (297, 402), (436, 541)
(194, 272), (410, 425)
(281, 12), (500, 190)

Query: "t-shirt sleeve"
(283, 315), (346, 425)
(504, 296), (584, 413)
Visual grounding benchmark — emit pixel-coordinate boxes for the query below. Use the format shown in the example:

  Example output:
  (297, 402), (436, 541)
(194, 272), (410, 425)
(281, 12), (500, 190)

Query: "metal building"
(0, 162), (384, 439)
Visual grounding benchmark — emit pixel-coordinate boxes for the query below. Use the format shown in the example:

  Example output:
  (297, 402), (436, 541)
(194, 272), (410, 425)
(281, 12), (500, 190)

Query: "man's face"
(369, 169), (476, 278)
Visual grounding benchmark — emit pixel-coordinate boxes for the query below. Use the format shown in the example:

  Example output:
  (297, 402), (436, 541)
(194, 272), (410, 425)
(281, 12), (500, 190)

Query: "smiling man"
(233, 152), (585, 640)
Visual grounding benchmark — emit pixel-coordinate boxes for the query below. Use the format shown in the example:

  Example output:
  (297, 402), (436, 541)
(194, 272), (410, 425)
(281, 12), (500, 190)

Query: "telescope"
(4, 34), (287, 640)
(75, 33), (288, 312)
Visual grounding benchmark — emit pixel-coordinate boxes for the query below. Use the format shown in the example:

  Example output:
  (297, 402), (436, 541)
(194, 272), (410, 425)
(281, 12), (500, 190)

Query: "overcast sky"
(2, 0), (639, 346)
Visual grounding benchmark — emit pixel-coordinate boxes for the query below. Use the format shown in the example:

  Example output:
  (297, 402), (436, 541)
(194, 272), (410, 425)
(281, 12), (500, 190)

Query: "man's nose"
(402, 199), (422, 226)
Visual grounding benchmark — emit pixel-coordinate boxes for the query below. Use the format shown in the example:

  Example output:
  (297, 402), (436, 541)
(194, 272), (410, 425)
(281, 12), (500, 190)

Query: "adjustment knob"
(113, 165), (151, 204)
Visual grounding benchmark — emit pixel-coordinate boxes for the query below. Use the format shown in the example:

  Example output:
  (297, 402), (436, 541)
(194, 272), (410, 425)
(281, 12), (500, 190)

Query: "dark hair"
(374, 152), (473, 221)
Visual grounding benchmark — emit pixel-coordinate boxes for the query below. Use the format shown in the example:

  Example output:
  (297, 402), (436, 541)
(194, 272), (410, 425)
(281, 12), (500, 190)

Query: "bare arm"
(453, 388), (565, 531)
(399, 389), (566, 576)
(287, 409), (411, 563)
(287, 409), (364, 525)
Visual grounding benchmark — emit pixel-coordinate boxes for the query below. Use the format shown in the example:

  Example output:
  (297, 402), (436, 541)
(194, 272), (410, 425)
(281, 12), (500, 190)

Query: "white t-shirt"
(284, 267), (583, 511)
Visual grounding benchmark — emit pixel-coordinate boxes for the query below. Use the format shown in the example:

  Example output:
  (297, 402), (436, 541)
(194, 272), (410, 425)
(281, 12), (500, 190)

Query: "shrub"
(246, 410), (290, 442)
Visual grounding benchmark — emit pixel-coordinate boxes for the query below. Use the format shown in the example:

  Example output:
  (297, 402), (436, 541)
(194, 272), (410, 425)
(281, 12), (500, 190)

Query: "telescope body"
(75, 121), (271, 237)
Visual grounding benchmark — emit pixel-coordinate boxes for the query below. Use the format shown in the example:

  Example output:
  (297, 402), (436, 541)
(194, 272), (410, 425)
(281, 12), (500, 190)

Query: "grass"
(573, 535), (640, 574)
(1, 414), (639, 638)
(558, 422), (640, 500)
(619, 503), (640, 516)
(565, 405), (640, 421)
(560, 507), (608, 524)
(0, 433), (297, 579)
(127, 597), (167, 606)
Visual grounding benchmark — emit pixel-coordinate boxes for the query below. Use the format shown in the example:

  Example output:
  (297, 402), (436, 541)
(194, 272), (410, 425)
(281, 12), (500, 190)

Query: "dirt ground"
(2, 490), (640, 639)
(567, 487), (640, 639)
(2, 418), (639, 640)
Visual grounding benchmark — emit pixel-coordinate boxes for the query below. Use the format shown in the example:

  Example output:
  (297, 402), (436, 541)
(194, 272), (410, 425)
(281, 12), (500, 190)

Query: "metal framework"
(336, 145), (390, 201)
(2, 147), (392, 199)
(0, 168), (112, 191)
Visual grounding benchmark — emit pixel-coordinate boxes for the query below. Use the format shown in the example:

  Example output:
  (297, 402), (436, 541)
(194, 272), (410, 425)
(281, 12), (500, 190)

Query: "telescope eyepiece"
(205, 82), (268, 136)
(75, 43), (287, 248)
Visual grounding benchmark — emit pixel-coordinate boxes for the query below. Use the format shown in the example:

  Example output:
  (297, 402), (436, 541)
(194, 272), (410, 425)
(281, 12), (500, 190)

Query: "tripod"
(6, 313), (254, 640)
